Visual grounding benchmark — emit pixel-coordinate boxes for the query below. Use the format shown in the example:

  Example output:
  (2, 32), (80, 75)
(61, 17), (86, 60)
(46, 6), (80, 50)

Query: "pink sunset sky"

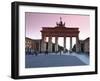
(25, 12), (90, 49)
(25, 12), (90, 41)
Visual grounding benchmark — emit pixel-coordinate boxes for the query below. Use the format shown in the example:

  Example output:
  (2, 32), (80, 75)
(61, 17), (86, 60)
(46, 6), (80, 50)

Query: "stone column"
(55, 37), (58, 52)
(48, 36), (52, 52)
(64, 37), (66, 52)
(70, 37), (72, 51)
(76, 36), (79, 52)
(39, 40), (41, 52)
(41, 36), (46, 52)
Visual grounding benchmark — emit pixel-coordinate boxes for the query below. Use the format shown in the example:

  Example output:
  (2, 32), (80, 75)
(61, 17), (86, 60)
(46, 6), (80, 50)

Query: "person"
(45, 50), (48, 56)
(31, 49), (34, 55)
(28, 48), (31, 55)
(60, 50), (62, 55)
(25, 48), (28, 55)
(34, 51), (38, 56)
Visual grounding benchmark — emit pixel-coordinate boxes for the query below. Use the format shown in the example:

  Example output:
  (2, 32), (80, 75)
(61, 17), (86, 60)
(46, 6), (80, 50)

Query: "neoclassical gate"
(40, 18), (80, 53)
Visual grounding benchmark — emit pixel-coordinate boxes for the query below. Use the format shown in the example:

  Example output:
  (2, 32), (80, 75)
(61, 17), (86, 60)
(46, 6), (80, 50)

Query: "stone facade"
(83, 38), (89, 53)
(25, 37), (65, 54)
(25, 37), (41, 54)
(72, 37), (90, 53)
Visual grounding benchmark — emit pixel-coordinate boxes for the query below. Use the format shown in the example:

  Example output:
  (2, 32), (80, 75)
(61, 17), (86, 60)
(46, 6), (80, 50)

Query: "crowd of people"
(25, 48), (69, 56)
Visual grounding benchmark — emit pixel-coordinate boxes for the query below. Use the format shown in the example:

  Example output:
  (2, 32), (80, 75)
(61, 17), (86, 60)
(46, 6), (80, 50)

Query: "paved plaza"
(25, 53), (89, 68)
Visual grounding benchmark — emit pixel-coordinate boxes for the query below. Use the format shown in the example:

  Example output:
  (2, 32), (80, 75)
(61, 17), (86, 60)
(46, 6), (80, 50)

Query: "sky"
(25, 12), (90, 49)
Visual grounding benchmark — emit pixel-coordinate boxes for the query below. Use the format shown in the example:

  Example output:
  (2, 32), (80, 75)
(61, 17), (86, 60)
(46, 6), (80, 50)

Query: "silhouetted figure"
(45, 50), (48, 56)
(34, 51), (38, 56)
(28, 48), (31, 55)
(31, 49), (34, 55)
(60, 50), (62, 55)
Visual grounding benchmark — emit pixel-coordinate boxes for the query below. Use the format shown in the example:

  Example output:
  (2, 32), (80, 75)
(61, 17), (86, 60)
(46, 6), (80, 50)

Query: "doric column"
(41, 36), (46, 52)
(55, 37), (58, 52)
(70, 37), (72, 51)
(48, 36), (52, 52)
(76, 36), (79, 52)
(64, 37), (66, 52)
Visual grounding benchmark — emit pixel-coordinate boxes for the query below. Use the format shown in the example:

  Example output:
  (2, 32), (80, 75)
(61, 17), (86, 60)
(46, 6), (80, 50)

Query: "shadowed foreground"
(25, 53), (89, 68)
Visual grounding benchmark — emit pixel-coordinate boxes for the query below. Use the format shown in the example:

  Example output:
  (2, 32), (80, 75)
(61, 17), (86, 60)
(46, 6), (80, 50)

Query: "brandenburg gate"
(40, 18), (80, 53)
